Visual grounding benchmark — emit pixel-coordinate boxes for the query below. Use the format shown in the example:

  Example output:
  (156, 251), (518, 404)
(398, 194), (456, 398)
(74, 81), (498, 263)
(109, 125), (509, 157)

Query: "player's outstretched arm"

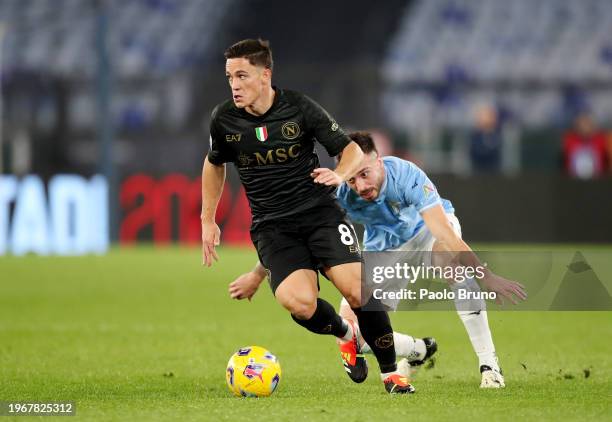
(201, 156), (226, 267)
(229, 262), (267, 301)
(312, 141), (364, 187)
(421, 204), (527, 305)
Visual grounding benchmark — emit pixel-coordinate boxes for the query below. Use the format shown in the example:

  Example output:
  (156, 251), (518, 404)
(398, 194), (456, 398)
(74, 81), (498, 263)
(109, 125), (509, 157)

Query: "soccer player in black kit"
(201, 39), (414, 393)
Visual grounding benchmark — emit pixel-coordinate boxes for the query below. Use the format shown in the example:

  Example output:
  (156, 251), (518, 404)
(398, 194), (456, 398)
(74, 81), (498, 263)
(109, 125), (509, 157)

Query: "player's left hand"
(481, 273), (527, 305)
(311, 168), (343, 187)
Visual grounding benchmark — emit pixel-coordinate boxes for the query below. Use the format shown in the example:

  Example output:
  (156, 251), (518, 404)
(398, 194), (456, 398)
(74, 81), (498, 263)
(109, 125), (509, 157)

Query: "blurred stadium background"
(0, 0), (611, 254)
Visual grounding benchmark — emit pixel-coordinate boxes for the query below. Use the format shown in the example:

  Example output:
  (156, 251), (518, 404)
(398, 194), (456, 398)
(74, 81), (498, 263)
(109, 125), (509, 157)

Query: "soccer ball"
(226, 346), (281, 397)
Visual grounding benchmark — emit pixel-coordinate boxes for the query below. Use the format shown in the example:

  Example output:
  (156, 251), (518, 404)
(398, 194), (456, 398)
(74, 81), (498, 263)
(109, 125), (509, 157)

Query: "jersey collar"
(237, 86), (282, 120)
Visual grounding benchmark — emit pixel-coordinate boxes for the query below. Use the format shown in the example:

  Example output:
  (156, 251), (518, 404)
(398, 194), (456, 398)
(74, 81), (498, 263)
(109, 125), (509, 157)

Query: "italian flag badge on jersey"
(255, 126), (268, 142)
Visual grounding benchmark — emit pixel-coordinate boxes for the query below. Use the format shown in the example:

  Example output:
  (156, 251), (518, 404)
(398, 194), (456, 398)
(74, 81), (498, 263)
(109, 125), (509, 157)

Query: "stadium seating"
(0, 0), (232, 77)
(382, 0), (612, 130)
(0, 0), (235, 134)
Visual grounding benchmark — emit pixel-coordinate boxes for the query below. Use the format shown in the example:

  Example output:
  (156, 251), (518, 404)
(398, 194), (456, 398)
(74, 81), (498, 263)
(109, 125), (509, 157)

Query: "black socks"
(291, 296), (397, 374)
(352, 297), (397, 373)
(291, 298), (348, 337)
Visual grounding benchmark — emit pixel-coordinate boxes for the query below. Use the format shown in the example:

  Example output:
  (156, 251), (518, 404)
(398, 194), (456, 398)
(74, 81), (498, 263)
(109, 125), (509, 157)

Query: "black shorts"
(250, 202), (362, 294)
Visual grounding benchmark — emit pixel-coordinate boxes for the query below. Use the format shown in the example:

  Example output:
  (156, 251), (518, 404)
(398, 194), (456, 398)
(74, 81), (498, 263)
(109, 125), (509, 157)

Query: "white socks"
(457, 310), (499, 370)
(453, 278), (500, 371)
(361, 332), (426, 362)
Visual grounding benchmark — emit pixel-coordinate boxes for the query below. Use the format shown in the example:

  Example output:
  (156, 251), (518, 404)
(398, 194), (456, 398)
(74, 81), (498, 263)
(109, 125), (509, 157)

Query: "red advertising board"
(120, 174), (252, 245)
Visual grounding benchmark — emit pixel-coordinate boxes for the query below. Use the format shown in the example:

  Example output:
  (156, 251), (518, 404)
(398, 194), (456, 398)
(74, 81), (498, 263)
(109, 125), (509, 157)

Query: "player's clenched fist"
(201, 221), (221, 267)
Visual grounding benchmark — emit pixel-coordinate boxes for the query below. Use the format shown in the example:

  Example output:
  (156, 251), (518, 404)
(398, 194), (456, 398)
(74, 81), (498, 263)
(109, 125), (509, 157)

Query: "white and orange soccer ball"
(226, 346), (281, 397)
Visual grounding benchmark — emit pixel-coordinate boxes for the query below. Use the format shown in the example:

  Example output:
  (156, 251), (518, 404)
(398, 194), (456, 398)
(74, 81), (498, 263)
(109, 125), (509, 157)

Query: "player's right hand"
(201, 221), (221, 267)
(229, 272), (262, 301)
(311, 168), (343, 187)
(481, 273), (527, 305)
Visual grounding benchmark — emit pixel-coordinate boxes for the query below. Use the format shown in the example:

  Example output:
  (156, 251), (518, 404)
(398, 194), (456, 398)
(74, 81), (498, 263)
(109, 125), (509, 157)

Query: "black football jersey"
(207, 88), (350, 225)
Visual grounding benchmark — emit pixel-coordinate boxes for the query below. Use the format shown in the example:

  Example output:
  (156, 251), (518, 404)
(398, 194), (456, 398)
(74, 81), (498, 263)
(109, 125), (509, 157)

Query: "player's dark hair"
(224, 39), (273, 70)
(337, 131), (378, 160)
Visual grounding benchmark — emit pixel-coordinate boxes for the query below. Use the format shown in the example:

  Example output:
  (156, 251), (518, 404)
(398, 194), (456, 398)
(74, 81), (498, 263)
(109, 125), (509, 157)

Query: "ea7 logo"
(225, 134), (242, 142)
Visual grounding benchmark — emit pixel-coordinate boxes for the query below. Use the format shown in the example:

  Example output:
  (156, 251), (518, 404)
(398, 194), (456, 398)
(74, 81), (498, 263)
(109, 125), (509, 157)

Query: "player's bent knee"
(274, 269), (319, 318)
(343, 289), (362, 309)
(289, 301), (316, 320)
(276, 294), (316, 319)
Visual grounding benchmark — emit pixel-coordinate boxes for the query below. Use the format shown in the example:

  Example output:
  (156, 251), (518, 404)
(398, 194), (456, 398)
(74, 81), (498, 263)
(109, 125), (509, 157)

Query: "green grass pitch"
(1, 246), (610, 421)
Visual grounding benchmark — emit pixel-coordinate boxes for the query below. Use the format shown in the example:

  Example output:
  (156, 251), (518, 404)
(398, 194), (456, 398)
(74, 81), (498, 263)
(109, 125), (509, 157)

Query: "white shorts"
(390, 213), (462, 267)
(341, 213), (462, 311)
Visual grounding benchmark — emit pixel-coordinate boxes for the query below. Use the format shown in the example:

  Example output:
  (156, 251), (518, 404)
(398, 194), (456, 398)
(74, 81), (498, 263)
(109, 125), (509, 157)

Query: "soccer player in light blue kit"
(230, 131), (526, 388)
(332, 131), (526, 388)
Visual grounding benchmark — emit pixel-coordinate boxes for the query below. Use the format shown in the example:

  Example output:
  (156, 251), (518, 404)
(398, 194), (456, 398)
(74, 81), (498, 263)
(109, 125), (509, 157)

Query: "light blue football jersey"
(336, 156), (454, 251)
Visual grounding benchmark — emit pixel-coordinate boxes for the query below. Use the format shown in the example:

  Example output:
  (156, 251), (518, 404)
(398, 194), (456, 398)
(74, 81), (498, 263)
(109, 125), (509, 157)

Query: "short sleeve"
(300, 94), (350, 156)
(398, 161), (442, 213)
(207, 109), (232, 165)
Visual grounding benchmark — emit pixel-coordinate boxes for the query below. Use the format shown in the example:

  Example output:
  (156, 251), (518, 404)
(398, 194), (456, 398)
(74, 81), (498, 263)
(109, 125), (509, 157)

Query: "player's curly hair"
(224, 39), (273, 70)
